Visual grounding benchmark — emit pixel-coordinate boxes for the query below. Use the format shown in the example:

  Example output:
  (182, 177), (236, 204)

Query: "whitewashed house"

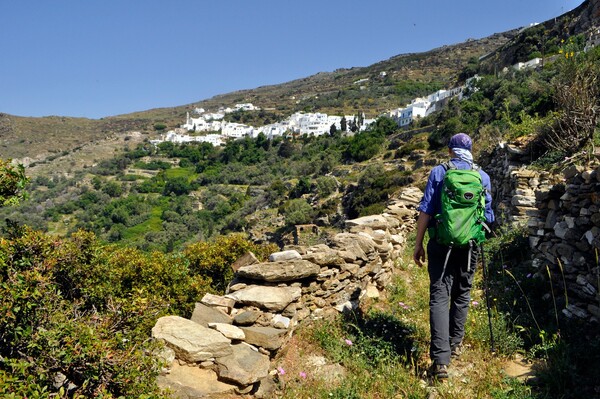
(222, 122), (253, 139)
(513, 58), (542, 70)
(196, 134), (225, 146)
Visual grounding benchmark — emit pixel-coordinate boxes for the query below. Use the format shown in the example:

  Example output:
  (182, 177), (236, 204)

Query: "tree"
(102, 181), (124, 198)
(281, 198), (314, 226)
(372, 116), (398, 136)
(329, 123), (337, 136)
(163, 176), (192, 196)
(340, 116), (347, 132)
(349, 117), (358, 133)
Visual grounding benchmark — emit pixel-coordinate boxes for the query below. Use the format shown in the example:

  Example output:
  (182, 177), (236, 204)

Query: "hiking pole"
(480, 243), (496, 354)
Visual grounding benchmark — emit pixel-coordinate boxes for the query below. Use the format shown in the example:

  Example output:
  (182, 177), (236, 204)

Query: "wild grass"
(278, 230), (542, 399)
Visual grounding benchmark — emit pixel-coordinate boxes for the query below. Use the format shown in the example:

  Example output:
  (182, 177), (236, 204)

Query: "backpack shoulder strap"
(442, 160), (456, 171)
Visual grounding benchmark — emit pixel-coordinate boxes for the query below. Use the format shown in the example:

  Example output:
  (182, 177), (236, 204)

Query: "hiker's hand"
(413, 244), (426, 267)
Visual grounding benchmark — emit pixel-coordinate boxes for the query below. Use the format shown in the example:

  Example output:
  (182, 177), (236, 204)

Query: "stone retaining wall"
(485, 143), (600, 325)
(151, 187), (422, 397)
(151, 143), (600, 398)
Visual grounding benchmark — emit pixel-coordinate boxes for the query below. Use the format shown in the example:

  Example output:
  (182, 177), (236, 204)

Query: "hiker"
(412, 133), (495, 379)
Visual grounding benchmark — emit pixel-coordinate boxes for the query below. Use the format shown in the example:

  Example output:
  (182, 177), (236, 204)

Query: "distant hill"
(1, 0), (597, 168)
(0, 33), (513, 165)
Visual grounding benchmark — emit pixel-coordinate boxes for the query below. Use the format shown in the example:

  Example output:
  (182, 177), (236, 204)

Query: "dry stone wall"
(485, 143), (600, 325)
(151, 187), (422, 398)
(150, 142), (600, 398)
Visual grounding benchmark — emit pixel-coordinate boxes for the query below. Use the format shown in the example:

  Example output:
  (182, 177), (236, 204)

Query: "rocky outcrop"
(151, 187), (420, 397)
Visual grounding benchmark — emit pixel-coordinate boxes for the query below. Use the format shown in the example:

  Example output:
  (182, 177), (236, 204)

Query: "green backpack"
(434, 161), (487, 247)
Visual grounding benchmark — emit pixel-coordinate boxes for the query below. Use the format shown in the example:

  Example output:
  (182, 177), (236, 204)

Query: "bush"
(0, 227), (194, 397)
(281, 198), (315, 226)
(0, 159), (29, 206)
(184, 234), (275, 293)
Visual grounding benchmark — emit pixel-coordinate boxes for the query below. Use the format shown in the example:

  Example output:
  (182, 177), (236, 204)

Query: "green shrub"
(184, 234), (275, 293)
(0, 159), (29, 206)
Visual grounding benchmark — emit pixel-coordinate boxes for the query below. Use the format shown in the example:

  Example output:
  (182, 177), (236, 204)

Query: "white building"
(222, 122), (253, 139)
(513, 58), (542, 70)
(234, 103), (260, 111)
(392, 100), (432, 127)
(157, 130), (225, 146)
(182, 112), (225, 132)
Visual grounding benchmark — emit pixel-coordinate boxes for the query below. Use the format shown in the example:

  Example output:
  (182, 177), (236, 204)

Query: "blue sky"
(0, 0), (583, 119)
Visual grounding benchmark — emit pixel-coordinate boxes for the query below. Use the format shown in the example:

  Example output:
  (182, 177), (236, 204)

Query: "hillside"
(0, 31), (514, 167)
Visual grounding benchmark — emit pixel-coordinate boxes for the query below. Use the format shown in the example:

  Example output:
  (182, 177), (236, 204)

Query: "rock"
(364, 283), (380, 299)
(272, 314), (291, 329)
(208, 323), (246, 340)
(190, 303), (232, 327)
(345, 214), (390, 230)
(269, 250), (302, 262)
(237, 260), (320, 282)
(334, 300), (358, 313)
(157, 363), (237, 398)
(511, 195), (536, 207)
(554, 222), (569, 239)
(154, 345), (176, 369)
(200, 293), (236, 310)
(229, 285), (302, 312)
(231, 251), (260, 271)
(302, 245), (346, 267)
(564, 165), (584, 179)
(215, 343), (270, 386)
(152, 316), (232, 363)
(240, 326), (289, 350)
(330, 233), (375, 261)
(233, 310), (261, 326)
(254, 375), (278, 399)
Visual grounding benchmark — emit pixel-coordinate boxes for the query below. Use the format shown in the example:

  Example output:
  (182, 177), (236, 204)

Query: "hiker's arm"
(413, 211), (431, 267)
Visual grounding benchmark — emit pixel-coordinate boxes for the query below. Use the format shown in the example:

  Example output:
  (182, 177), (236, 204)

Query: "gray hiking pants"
(427, 239), (479, 365)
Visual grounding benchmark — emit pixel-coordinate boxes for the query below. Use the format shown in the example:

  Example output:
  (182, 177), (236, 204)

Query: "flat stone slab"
(190, 303), (232, 327)
(239, 326), (288, 350)
(228, 285), (301, 312)
(209, 322), (245, 340)
(157, 363), (236, 398)
(152, 316), (232, 363)
(345, 214), (389, 230)
(268, 249), (302, 262)
(216, 343), (270, 386)
(200, 293), (235, 309)
(237, 260), (320, 282)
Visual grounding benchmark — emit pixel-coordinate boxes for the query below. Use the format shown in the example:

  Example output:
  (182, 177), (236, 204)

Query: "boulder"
(215, 343), (270, 386)
(228, 285), (301, 312)
(152, 316), (232, 363)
